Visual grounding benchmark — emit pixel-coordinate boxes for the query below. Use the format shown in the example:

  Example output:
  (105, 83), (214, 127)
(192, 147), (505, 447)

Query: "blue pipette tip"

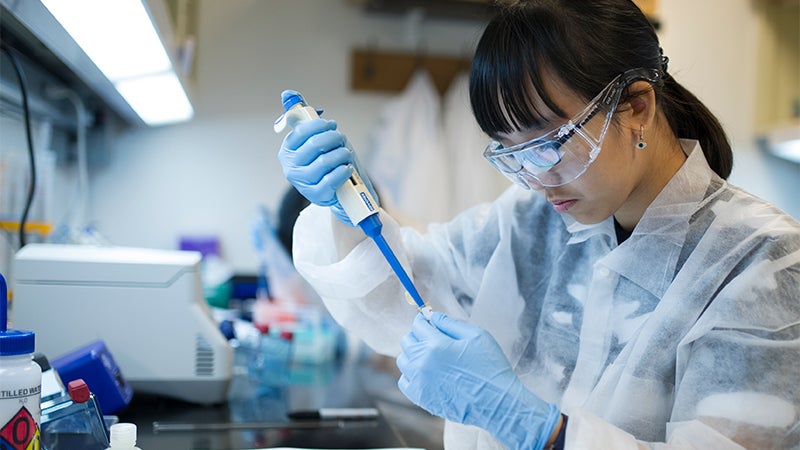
(368, 236), (424, 306)
(359, 218), (429, 311)
(418, 305), (434, 321)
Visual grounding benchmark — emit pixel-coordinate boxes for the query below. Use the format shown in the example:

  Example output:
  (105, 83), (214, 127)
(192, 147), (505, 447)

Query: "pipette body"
(274, 91), (433, 319)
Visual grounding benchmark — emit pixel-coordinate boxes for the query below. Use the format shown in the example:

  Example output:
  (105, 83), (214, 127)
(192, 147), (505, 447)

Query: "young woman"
(277, 1), (800, 448)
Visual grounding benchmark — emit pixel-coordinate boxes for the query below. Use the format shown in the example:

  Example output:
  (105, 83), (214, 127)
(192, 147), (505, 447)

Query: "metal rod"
(152, 419), (378, 432)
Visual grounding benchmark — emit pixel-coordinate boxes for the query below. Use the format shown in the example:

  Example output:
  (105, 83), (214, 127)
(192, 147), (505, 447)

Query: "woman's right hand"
(278, 118), (356, 226)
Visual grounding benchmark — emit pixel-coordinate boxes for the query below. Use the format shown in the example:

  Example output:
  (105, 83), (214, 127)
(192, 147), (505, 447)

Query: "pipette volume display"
(274, 91), (433, 320)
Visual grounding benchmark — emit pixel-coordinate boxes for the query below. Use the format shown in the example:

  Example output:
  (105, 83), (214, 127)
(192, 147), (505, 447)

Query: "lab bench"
(116, 348), (444, 450)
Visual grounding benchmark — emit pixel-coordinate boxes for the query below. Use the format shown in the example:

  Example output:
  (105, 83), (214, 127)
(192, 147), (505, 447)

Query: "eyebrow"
(490, 114), (567, 143)
(492, 98), (604, 147)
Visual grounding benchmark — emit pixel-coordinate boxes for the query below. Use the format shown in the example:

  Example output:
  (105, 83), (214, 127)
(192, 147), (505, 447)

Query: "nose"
(530, 183), (546, 192)
(516, 172), (546, 191)
(524, 178), (546, 191)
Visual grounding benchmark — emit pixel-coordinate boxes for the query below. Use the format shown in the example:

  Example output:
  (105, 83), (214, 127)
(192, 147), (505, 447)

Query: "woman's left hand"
(397, 311), (561, 450)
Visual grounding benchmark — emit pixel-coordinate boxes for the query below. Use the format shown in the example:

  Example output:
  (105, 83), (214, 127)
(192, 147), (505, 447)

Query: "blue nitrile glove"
(278, 117), (378, 227)
(397, 312), (561, 450)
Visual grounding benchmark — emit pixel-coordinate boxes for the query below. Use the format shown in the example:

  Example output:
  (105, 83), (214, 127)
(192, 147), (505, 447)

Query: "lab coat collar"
(605, 140), (716, 297)
(563, 214), (615, 244)
(567, 140), (719, 298)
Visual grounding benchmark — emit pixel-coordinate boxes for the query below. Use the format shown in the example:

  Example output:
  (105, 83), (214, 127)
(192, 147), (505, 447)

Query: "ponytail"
(659, 73), (733, 179)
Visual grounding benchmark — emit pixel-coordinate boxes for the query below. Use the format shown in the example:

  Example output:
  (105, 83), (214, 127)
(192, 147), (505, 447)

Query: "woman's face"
(494, 78), (646, 225)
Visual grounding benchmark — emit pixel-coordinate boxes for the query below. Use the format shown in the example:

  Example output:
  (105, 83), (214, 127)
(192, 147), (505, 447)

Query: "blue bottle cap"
(0, 329), (35, 356)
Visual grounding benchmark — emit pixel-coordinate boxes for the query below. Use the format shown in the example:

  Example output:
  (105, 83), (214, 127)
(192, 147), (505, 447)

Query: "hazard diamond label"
(0, 406), (40, 450)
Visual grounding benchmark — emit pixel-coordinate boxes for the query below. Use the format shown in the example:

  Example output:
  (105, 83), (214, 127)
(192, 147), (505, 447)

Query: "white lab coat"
(292, 140), (800, 449)
(442, 72), (510, 217)
(366, 69), (450, 228)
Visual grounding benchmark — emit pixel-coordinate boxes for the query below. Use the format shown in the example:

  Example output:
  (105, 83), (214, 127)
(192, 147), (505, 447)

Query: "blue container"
(51, 340), (133, 415)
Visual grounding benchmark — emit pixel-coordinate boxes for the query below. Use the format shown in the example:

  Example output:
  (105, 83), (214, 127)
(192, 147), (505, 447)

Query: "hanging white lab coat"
(365, 69), (450, 228)
(292, 140), (800, 449)
(442, 72), (510, 217)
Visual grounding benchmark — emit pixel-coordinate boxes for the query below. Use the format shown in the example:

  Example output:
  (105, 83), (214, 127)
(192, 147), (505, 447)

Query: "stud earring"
(636, 125), (647, 150)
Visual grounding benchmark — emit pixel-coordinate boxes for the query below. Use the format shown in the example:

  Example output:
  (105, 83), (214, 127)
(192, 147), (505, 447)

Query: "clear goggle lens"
(484, 122), (603, 188)
(484, 68), (662, 189)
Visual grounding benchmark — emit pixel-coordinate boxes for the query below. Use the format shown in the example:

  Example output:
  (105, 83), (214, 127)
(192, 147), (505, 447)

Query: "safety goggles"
(483, 68), (662, 188)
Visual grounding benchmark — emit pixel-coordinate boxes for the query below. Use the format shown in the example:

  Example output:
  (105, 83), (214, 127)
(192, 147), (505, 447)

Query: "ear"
(620, 81), (657, 134)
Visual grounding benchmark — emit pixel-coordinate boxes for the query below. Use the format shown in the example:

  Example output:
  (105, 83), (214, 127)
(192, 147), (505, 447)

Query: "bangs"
(469, 18), (567, 138)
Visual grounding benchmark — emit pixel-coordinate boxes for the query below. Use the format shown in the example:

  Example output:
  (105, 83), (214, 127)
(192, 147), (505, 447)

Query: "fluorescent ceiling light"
(41, 0), (194, 126)
(116, 72), (193, 125)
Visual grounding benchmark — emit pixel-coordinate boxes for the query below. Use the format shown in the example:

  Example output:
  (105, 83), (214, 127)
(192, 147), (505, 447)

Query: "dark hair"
(277, 185), (310, 256)
(469, 0), (732, 179)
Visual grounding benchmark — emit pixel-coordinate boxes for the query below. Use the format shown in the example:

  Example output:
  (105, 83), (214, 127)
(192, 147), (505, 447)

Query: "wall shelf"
(350, 48), (470, 95)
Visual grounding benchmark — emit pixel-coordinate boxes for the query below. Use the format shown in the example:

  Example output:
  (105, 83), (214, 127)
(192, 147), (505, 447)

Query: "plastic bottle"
(0, 272), (42, 450)
(251, 324), (293, 386)
(106, 423), (141, 450)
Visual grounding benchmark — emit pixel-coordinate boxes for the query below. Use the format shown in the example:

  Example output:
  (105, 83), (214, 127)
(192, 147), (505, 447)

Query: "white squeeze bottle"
(106, 423), (142, 450)
(0, 272), (42, 450)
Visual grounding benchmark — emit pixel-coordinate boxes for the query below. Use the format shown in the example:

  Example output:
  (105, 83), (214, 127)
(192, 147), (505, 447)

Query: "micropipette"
(274, 91), (433, 320)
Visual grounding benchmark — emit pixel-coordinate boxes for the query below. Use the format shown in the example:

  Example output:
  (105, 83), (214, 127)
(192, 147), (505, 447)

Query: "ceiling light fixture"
(41, 0), (193, 126)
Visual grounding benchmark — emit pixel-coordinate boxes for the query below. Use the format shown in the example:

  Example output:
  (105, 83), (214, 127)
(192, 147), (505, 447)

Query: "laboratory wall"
(657, 0), (800, 217)
(61, 0), (800, 271)
(89, 0), (489, 271)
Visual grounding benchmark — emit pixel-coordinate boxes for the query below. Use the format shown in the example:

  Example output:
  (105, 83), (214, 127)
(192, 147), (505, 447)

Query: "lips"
(549, 198), (578, 213)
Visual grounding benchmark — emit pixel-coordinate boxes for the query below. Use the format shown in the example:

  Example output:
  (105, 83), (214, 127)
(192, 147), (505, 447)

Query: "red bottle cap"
(68, 379), (90, 403)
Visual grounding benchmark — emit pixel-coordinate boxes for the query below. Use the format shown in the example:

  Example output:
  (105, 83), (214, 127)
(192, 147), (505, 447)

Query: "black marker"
(288, 407), (379, 421)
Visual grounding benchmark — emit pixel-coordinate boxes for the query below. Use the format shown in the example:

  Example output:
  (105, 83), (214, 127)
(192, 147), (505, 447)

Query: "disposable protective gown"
(292, 140), (800, 449)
